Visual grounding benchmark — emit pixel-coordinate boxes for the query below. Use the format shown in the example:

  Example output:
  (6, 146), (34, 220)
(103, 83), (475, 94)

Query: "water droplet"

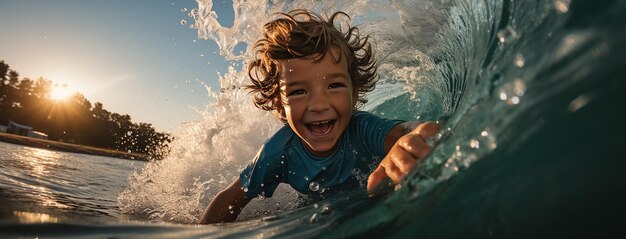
(568, 94), (590, 112)
(228, 205), (234, 210)
(470, 139), (480, 149)
(481, 130), (489, 137)
(514, 53), (525, 68)
(126, 131), (132, 136)
(260, 183), (264, 187)
(309, 213), (319, 223)
(288, 69), (294, 72)
(304, 176), (309, 181)
(555, 0), (570, 14)
(243, 187), (248, 192)
(180, 19), (187, 25)
(497, 26), (518, 43)
(498, 79), (526, 105)
(499, 92), (508, 101)
(320, 205), (331, 215)
(199, 54), (204, 58)
(309, 181), (320, 191)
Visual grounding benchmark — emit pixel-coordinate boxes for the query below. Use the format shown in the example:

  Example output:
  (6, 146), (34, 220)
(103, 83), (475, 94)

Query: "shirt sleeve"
(239, 144), (283, 199)
(353, 111), (405, 157)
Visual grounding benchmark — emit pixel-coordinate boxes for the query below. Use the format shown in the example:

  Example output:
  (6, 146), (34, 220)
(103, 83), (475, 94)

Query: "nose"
(307, 89), (331, 113)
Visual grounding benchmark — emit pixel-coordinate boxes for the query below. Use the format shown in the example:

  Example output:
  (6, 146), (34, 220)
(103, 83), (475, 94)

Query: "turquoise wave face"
(340, 0), (626, 237)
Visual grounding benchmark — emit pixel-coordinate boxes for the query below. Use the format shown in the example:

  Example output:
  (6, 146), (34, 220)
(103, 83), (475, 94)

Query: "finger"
(380, 157), (406, 183)
(399, 121), (440, 158)
(397, 134), (432, 160)
(367, 166), (388, 192)
(414, 121), (440, 140)
(388, 146), (418, 173)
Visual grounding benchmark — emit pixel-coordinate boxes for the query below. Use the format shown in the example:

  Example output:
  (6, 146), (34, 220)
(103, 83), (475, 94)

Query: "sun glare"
(50, 86), (73, 101)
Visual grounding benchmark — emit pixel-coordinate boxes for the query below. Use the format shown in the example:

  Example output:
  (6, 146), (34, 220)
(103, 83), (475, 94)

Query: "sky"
(0, 0), (238, 134)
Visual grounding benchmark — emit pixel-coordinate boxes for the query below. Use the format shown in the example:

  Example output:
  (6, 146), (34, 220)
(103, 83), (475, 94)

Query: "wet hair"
(246, 9), (377, 121)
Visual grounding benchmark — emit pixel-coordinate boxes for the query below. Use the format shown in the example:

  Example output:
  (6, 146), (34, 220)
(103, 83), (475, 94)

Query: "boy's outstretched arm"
(367, 122), (440, 192)
(199, 179), (251, 224)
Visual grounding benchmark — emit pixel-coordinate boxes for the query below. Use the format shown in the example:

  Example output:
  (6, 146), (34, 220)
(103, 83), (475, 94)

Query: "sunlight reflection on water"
(12, 211), (59, 223)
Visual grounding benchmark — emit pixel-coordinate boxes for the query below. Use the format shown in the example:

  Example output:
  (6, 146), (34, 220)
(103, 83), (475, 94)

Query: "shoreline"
(0, 132), (149, 161)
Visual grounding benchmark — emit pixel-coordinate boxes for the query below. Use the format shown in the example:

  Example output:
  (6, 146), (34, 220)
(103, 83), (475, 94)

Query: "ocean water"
(2, 0), (626, 238)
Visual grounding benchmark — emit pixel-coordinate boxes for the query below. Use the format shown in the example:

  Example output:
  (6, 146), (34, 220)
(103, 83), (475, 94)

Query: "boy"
(200, 9), (439, 224)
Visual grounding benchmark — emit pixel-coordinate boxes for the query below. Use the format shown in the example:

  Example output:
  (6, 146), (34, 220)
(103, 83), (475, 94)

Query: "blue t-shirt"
(239, 111), (404, 202)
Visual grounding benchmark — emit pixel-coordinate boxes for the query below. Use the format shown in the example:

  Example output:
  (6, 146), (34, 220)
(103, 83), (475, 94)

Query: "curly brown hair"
(246, 9), (377, 121)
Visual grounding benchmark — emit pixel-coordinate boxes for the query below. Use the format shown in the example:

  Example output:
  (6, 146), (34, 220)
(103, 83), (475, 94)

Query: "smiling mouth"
(306, 120), (335, 136)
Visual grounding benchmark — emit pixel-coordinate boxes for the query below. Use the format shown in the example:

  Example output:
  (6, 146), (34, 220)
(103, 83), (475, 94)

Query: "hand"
(367, 122), (440, 193)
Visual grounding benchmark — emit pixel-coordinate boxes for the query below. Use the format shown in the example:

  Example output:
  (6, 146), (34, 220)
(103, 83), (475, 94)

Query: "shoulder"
(349, 111), (404, 131)
(256, 124), (297, 161)
(350, 111), (394, 123)
(348, 111), (406, 155)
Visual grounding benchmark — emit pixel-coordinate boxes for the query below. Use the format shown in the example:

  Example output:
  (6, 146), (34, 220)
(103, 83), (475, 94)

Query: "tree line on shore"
(0, 60), (172, 159)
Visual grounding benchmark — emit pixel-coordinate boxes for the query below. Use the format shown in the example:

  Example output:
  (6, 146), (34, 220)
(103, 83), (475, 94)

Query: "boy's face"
(278, 49), (354, 157)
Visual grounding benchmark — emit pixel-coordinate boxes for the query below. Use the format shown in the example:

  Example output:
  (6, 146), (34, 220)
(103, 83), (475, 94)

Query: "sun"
(50, 85), (73, 101)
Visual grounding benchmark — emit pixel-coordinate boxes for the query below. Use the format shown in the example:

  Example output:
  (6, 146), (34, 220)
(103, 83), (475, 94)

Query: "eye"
(287, 89), (306, 96)
(328, 82), (346, 89)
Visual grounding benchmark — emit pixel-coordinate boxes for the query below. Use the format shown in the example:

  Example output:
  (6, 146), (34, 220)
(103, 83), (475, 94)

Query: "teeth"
(310, 120), (331, 125)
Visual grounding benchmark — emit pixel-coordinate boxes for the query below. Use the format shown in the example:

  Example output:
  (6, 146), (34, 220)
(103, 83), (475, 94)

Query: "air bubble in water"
(126, 131), (132, 136)
(497, 26), (518, 43)
(180, 19), (187, 25)
(555, 0), (570, 14)
(181, 8), (187, 12)
(309, 181), (320, 192)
